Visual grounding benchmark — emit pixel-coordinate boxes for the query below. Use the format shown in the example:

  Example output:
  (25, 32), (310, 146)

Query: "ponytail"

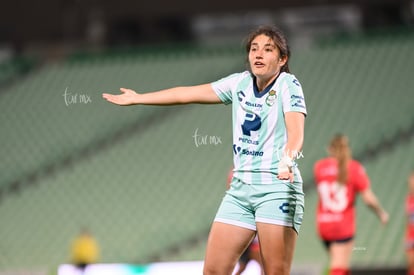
(329, 134), (351, 185)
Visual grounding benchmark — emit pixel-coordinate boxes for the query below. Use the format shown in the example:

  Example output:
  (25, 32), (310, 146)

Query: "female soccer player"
(405, 171), (414, 275)
(314, 134), (389, 275)
(103, 25), (306, 275)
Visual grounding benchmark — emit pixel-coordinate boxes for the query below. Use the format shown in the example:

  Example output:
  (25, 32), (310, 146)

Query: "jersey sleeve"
(354, 162), (370, 192)
(211, 73), (241, 105)
(280, 74), (307, 115)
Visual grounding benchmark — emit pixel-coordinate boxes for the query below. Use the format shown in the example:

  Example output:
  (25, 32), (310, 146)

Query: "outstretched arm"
(361, 188), (389, 224)
(102, 84), (222, 106)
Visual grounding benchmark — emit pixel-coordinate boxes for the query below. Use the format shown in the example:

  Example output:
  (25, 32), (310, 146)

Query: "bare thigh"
(256, 223), (297, 275)
(407, 250), (414, 272)
(329, 240), (354, 269)
(203, 222), (256, 275)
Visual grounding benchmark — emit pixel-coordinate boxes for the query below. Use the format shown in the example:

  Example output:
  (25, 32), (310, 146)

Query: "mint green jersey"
(212, 71), (307, 184)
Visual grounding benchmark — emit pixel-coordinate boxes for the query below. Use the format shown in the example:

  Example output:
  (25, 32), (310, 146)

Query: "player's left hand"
(277, 171), (294, 183)
(277, 156), (294, 183)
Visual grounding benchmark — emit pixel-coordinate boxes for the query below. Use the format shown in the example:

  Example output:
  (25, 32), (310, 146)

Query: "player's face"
(248, 34), (287, 80)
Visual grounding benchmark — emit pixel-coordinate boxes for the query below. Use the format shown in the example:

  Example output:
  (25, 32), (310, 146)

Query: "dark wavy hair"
(244, 25), (291, 73)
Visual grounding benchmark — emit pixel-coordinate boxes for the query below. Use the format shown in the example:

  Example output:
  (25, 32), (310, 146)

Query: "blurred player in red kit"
(406, 171), (414, 275)
(314, 134), (388, 275)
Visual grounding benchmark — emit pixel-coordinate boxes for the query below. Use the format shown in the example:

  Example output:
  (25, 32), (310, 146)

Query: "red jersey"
(406, 195), (414, 242)
(314, 158), (370, 240)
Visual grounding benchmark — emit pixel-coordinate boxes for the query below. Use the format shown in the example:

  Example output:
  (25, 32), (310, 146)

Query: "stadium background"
(0, 0), (414, 274)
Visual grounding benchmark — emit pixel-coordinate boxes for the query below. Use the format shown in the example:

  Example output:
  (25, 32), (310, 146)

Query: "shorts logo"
(279, 202), (290, 214)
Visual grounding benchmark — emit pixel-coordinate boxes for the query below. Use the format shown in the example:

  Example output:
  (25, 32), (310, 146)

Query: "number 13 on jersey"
(317, 181), (348, 213)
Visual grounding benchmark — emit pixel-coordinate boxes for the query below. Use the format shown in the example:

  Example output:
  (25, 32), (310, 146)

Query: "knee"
(203, 263), (234, 275)
(203, 265), (217, 275)
(263, 261), (290, 275)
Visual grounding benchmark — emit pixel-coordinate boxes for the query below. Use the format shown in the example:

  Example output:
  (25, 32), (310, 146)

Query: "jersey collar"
(252, 72), (281, 98)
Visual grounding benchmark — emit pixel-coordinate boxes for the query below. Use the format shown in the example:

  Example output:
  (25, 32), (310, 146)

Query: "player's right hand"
(102, 88), (139, 106)
(379, 210), (389, 225)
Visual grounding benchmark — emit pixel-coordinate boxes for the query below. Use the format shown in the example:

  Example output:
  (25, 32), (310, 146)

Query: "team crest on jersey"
(265, 90), (277, 106)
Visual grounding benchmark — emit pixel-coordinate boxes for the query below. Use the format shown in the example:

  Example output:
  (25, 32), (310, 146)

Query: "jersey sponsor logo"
(245, 101), (263, 109)
(265, 90), (277, 106)
(232, 144), (263, 156)
(291, 94), (305, 109)
(292, 79), (301, 87)
(238, 90), (263, 110)
(238, 137), (259, 145)
(318, 213), (343, 222)
(237, 91), (245, 102)
(241, 149), (264, 156)
(291, 95), (304, 100)
(292, 102), (306, 108)
(241, 113), (262, 136)
(233, 144), (242, 154)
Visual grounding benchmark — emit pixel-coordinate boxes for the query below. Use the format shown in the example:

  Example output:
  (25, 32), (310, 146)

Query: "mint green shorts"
(214, 178), (305, 233)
